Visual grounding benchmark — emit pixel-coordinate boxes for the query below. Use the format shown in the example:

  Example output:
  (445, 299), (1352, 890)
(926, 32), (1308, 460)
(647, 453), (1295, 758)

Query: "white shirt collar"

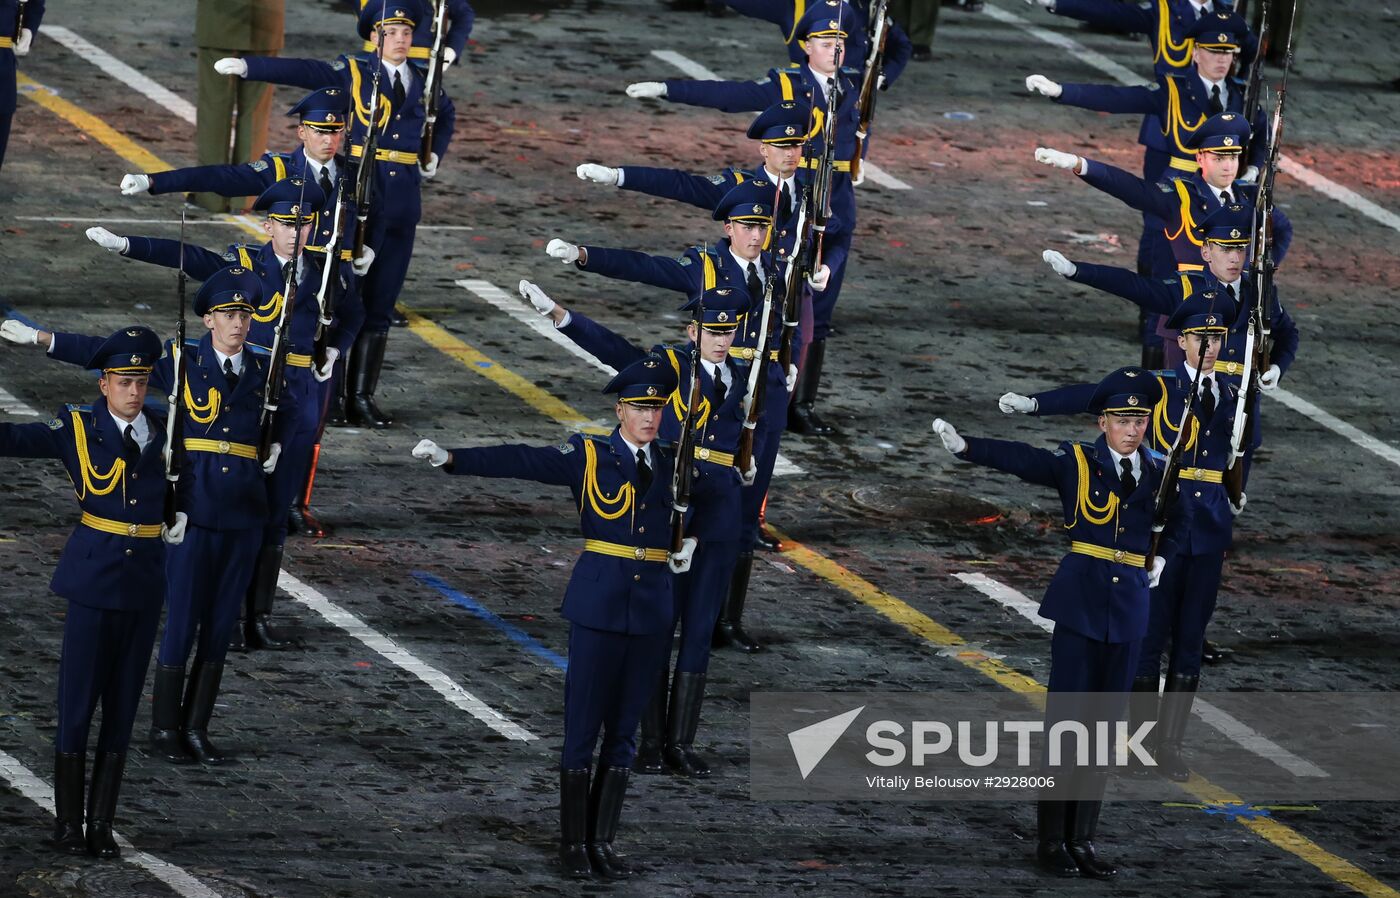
(808, 66), (834, 100)
(1182, 363), (1218, 397)
(1199, 73), (1227, 99)
(213, 347), (245, 375)
(701, 358), (731, 388)
(109, 408), (150, 450)
(620, 435), (652, 466)
(306, 156), (336, 181)
(1208, 182), (1233, 203)
(383, 59), (413, 84)
(730, 247), (762, 274)
(1107, 446), (1141, 480)
(762, 167), (797, 196)
(1188, 0), (1212, 17)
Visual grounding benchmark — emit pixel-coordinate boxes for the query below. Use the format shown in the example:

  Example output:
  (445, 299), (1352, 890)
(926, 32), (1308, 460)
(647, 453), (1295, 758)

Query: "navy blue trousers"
(362, 218), (418, 332)
(262, 369), (329, 546)
(1047, 626), (1141, 695)
(739, 424), (783, 547)
(158, 523), (262, 667)
(0, 112), (10, 173)
(561, 624), (671, 770)
(1135, 550), (1225, 680)
(672, 538), (742, 674)
(812, 229), (853, 342)
(56, 601), (161, 754)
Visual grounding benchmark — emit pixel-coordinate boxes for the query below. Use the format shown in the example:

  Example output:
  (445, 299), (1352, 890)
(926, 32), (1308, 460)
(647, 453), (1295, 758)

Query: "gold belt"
(1178, 467), (1224, 483)
(285, 353), (313, 368)
(349, 145), (421, 165)
(1214, 360), (1248, 376)
(80, 512), (163, 539)
(693, 446), (736, 467)
(583, 539), (670, 563)
(184, 438), (259, 459)
(1070, 541), (1147, 567)
(798, 157), (852, 172)
(363, 41), (431, 60)
(0, 37), (13, 49)
(728, 347), (779, 362)
(1168, 157), (1200, 173)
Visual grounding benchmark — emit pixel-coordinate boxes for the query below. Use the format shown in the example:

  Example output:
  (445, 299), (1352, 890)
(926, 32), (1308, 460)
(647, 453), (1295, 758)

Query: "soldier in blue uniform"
(4, 269), (288, 764)
(0, 0), (43, 173)
(216, 0), (457, 429)
(933, 366), (1191, 878)
(1003, 293), (1238, 782)
(358, 0), (474, 70)
(720, 0), (915, 88)
(411, 356), (700, 880)
(625, 1), (861, 435)
(0, 326), (181, 858)
(519, 282), (751, 777)
(85, 179), (364, 650)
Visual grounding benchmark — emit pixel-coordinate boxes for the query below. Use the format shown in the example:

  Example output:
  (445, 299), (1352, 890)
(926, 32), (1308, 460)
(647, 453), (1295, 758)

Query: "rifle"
(419, 0), (448, 167)
(1149, 339), (1211, 564)
(737, 181), (786, 473)
(162, 211), (190, 528)
(850, 0), (890, 185)
(259, 176), (310, 462)
(14, 0), (27, 40)
(670, 293), (704, 554)
(352, 6), (389, 260)
(1241, 0), (1271, 123)
(312, 173), (350, 371)
(1223, 53), (1290, 505)
(776, 180), (811, 374)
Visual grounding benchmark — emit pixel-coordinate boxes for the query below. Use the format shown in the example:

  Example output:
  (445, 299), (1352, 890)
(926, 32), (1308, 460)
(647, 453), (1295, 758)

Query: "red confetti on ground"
(354, 661), (372, 669)
(471, 235), (489, 242)
(889, 240), (907, 248)
(455, 262), (474, 271)
(967, 514), (1004, 526)
(798, 860), (840, 870)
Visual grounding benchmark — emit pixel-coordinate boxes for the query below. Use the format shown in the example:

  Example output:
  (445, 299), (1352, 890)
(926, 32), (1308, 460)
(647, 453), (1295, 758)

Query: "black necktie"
(1209, 83), (1224, 114)
(636, 448), (652, 495)
(1199, 378), (1216, 421)
(714, 366), (728, 405)
(122, 424), (141, 466)
(1119, 457), (1137, 497)
(282, 260), (294, 283)
(224, 357), (239, 390)
(392, 70), (406, 108)
(1220, 188), (1233, 206)
(318, 166), (334, 200)
(746, 262), (762, 304)
(1224, 283), (1237, 302)
(779, 182), (793, 222)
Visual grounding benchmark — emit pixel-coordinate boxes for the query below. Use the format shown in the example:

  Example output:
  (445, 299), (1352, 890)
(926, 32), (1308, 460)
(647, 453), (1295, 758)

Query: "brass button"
(640, 504), (646, 511)
(1194, 491), (1202, 498)
(222, 466), (229, 473)
(125, 548), (134, 557)
(392, 133), (400, 139)
(707, 434), (716, 442)
(638, 526), (645, 534)
(1111, 576), (1119, 584)
(390, 170), (397, 177)
(131, 473), (138, 480)
(633, 574), (641, 582)
(223, 426), (231, 433)
(1202, 449), (1209, 456)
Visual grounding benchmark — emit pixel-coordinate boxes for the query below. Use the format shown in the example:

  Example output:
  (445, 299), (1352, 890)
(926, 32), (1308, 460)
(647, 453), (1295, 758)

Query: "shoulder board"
(64, 403), (91, 413)
(1154, 369), (1179, 379)
(1161, 277), (1180, 285)
(839, 65), (860, 76)
(1156, 181), (1176, 193)
(707, 173), (729, 185)
(332, 57), (349, 71)
(183, 338), (201, 349)
(221, 251), (239, 262)
(250, 160), (269, 172)
(678, 255), (693, 266)
(1148, 82), (1161, 91)
(244, 343), (272, 357)
(556, 441), (576, 455)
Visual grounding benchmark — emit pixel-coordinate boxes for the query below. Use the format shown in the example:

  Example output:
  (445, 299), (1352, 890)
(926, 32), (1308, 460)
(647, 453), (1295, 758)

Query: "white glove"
(626, 81), (667, 99)
(1026, 0), (1055, 7)
(808, 264), (832, 291)
(1238, 165), (1260, 185)
(1035, 147), (1080, 171)
(877, 74), (887, 91)
(161, 512), (188, 546)
(262, 442), (281, 474)
(0, 320), (40, 345)
(352, 245), (376, 277)
(740, 458), (758, 487)
(668, 536), (698, 574)
(120, 173), (151, 196)
(518, 280), (556, 316)
(413, 438), (451, 467)
(785, 364), (798, 393)
(576, 163), (620, 187)
(998, 392), (1038, 415)
(419, 152), (440, 179)
(1229, 492), (1248, 517)
(1148, 556), (1166, 588)
(1259, 364), (1281, 390)
(443, 47), (458, 68)
(546, 238), (580, 264)
(15, 27), (32, 56)
(932, 418), (967, 454)
(851, 166), (866, 187)
(314, 347), (340, 383)
(214, 57), (248, 77)
(1043, 249), (1077, 277)
(86, 227), (129, 254)
(1025, 74), (1063, 98)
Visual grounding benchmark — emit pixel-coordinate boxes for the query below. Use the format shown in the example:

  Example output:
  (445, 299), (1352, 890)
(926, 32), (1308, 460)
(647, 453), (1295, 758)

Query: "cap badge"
(1128, 396), (1140, 406)
(1206, 315), (1217, 325)
(290, 204), (300, 214)
(233, 292), (244, 302)
(1125, 370), (1139, 378)
(784, 125), (797, 136)
(130, 354), (142, 365)
(643, 359), (658, 368)
(752, 204), (764, 214)
(1221, 113), (1236, 120)
(1217, 32), (1228, 41)
(646, 386), (658, 396)
(125, 329), (140, 337)
(717, 311), (729, 322)
(828, 19), (840, 28)
(1222, 136), (1235, 147)
(324, 112), (336, 122)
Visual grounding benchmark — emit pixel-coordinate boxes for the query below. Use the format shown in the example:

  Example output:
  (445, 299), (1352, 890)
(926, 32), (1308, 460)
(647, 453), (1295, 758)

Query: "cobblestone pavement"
(1, 0), (1398, 896)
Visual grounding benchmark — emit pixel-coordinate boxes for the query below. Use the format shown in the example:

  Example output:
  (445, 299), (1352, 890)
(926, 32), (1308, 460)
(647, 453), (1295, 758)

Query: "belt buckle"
(1192, 468), (1204, 480)
(218, 440), (231, 454)
(1113, 549), (1124, 563)
(698, 448), (711, 461)
(127, 523), (140, 537)
(633, 547), (646, 561)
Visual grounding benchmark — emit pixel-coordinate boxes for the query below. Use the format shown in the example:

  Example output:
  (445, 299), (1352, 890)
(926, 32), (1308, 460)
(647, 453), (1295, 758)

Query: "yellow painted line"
(18, 73), (169, 172)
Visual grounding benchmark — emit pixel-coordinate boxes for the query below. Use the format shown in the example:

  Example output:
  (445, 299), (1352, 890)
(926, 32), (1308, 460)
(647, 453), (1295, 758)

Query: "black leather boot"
(327, 357), (349, 427)
(1155, 673), (1199, 782)
(755, 494), (782, 552)
(786, 338), (836, 436)
(85, 752), (125, 859)
(150, 664), (193, 764)
(181, 661), (234, 765)
(559, 769), (593, 879)
(245, 544), (296, 650)
(390, 305), (409, 327)
(1034, 800), (1079, 876)
(52, 751), (87, 854)
(587, 766), (634, 879)
(1202, 639), (1231, 664)
(662, 671), (710, 778)
(347, 330), (393, 428)
(1127, 675), (1158, 777)
(1066, 800), (1118, 879)
(713, 552), (762, 652)
(287, 443), (332, 538)
(632, 666), (668, 775)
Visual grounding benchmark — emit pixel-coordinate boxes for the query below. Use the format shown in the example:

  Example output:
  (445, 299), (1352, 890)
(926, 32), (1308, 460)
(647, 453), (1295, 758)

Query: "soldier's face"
(1098, 413), (1147, 456)
(99, 373), (149, 422)
(759, 142), (804, 180)
(203, 309), (252, 354)
(1196, 150), (1240, 188)
(724, 220), (769, 260)
(805, 36), (845, 75)
(616, 402), (663, 445)
(298, 125), (346, 163)
(1177, 332), (1224, 369)
(1193, 46), (1237, 82)
(262, 218), (315, 258)
(373, 23), (415, 64)
(687, 324), (738, 364)
(1201, 241), (1247, 282)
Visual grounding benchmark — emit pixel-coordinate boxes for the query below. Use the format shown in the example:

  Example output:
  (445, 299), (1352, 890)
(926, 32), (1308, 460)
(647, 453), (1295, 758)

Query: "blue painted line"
(412, 570), (568, 670)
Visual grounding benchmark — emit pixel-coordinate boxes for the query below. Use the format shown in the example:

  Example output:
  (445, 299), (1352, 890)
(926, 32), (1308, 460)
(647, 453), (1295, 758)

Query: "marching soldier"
(933, 366), (1191, 878)
(624, 0), (861, 435)
(215, 0), (458, 429)
(720, 0), (915, 87)
(6, 269), (286, 764)
(358, 0), (474, 70)
(520, 281), (752, 777)
(1, 0), (44, 173)
(410, 356), (701, 880)
(84, 178), (364, 650)
(0, 326), (183, 858)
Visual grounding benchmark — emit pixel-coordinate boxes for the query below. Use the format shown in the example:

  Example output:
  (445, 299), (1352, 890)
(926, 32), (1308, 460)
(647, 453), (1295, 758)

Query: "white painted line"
(0, 385), (41, 416)
(277, 570), (537, 743)
(0, 749), (226, 898)
(1269, 387), (1400, 469)
(14, 216), (475, 231)
(456, 278), (803, 476)
(650, 50), (910, 190)
(952, 571), (1327, 777)
(981, 5), (1147, 86)
(43, 26), (199, 125)
(1276, 156), (1400, 234)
